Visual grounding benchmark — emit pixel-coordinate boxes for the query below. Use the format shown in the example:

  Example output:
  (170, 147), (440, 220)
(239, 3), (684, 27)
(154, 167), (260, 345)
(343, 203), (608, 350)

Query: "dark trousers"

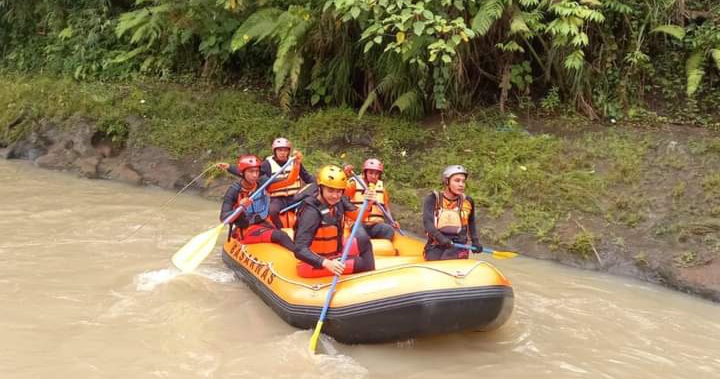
(268, 195), (294, 229)
(364, 222), (395, 240)
(424, 235), (469, 261)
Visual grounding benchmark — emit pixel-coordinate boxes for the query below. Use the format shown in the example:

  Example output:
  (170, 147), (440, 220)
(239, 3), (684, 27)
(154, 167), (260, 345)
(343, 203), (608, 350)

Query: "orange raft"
(222, 231), (514, 344)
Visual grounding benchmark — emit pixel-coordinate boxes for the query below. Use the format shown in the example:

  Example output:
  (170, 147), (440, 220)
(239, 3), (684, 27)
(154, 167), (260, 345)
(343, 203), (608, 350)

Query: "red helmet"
(363, 158), (384, 173)
(237, 154), (262, 173)
(271, 137), (292, 152)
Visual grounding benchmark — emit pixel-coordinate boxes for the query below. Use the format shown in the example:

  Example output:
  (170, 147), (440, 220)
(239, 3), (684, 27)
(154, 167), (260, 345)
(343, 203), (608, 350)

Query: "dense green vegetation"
(1, 1), (719, 120)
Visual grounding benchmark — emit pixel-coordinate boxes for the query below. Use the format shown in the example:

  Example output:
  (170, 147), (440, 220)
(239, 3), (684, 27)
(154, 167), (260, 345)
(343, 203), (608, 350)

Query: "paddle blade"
(491, 250), (518, 259)
(308, 320), (324, 354)
(171, 224), (225, 272)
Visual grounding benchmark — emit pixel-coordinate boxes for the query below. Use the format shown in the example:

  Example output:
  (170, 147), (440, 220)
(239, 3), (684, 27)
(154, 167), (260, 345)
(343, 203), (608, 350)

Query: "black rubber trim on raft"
(222, 248), (514, 344)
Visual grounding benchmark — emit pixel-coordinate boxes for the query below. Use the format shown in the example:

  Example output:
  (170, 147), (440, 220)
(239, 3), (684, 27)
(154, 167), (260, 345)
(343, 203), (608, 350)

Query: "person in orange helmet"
(342, 158), (398, 241)
(292, 165), (375, 277)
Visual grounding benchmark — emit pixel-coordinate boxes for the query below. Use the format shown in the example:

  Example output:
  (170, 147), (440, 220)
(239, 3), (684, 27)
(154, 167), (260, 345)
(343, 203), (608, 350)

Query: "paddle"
(452, 243), (518, 259)
(280, 200), (303, 214)
(171, 157), (296, 272)
(308, 197), (371, 354)
(349, 173), (406, 236)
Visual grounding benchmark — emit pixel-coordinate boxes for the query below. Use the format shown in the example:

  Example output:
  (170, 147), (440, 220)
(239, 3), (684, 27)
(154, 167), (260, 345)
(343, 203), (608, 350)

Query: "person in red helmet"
(342, 158), (398, 240)
(261, 137), (316, 229)
(422, 165), (482, 261)
(219, 153), (302, 250)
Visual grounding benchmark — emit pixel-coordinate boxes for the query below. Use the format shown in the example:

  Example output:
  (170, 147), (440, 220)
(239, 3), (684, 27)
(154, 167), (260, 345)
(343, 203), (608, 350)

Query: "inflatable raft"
(222, 231), (513, 344)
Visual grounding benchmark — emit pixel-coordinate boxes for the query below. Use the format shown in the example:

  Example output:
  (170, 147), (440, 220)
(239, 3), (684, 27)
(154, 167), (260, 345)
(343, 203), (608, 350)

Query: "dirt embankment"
(0, 114), (235, 197)
(2, 114), (719, 302)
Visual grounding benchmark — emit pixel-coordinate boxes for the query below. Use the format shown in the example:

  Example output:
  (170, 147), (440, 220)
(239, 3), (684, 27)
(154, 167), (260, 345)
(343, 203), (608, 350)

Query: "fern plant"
(652, 14), (720, 97)
(231, 5), (314, 110)
(114, 0), (239, 78)
(326, 0), (479, 111)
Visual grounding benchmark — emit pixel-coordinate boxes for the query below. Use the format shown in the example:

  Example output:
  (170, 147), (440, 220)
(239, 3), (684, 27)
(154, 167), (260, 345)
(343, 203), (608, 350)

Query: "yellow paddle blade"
(171, 224), (225, 272)
(491, 250), (518, 259)
(308, 320), (324, 354)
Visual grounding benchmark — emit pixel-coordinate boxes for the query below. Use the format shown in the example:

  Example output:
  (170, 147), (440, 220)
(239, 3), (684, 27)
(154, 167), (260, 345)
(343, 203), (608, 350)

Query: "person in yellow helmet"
(292, 165), (376, 277)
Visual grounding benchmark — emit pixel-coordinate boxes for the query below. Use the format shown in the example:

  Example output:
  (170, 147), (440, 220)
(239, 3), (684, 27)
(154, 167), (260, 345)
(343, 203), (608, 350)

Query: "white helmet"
(442, 165), (468, 185)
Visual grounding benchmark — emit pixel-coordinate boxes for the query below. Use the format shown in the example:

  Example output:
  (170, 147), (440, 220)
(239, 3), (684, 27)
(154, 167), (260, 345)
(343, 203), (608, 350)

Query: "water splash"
(195, 267), (236, 283)
(135, 268), (181, 291)
(134, 267), (236, 291)
(278, 331), (369, 378)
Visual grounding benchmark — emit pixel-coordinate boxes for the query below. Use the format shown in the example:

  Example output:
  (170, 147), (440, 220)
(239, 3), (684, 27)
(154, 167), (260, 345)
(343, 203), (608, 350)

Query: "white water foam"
(134, 268), (182, 291)
(134, 266), (236, 291)
(281, 331), (369, 379)
(194, 267), (237, 283)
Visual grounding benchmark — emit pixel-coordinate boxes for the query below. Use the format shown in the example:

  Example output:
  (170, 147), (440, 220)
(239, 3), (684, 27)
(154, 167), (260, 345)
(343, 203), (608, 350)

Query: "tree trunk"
(499, 62), (511, 113)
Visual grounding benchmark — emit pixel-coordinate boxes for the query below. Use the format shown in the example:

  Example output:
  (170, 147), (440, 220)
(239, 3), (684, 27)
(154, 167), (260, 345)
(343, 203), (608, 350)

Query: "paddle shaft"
(280, 200), (303, 214)
(311, 198), (371, 352)
(452, 242), (493, 254)
(223, 157), (295, 225)
(350, 173), (406, 236)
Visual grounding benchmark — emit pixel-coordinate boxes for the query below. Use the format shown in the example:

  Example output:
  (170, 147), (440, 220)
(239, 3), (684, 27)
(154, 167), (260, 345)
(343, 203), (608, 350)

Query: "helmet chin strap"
(445, 184), (461, 198)
(242, 178), (256, 190)
(241, 171), (257, 189)
(319, 185), (330, 205)
(364, 172), (380, 183)
(274, 154), (287, 164)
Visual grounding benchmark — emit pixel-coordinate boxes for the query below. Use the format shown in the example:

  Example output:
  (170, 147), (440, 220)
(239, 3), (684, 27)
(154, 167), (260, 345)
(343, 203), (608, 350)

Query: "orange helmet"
(363, 158), (384, 173)
(317, 165), (348, 189)
(271, 137), (292, 152)
(237, 154), (262, 173)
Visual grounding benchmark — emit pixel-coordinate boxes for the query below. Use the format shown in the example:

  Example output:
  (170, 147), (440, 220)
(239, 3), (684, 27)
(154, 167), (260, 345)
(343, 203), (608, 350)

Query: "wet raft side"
(222, 233), (514, 344)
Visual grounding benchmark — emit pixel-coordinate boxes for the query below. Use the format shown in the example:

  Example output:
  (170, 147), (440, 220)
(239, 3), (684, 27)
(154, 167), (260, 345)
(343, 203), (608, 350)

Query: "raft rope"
(238, 249), (490, 291)
(121, 164), (216, 241)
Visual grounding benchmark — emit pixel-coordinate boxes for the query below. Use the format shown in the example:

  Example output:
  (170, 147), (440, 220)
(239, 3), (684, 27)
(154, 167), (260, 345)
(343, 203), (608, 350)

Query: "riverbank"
(2, 75), (719, 302)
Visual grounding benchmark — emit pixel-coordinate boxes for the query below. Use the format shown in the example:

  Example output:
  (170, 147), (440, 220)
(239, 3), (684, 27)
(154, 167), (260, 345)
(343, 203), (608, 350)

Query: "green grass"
(568, 231), (597, 259)
(3, 73), (709, 257)
(0, 74), (287, 159)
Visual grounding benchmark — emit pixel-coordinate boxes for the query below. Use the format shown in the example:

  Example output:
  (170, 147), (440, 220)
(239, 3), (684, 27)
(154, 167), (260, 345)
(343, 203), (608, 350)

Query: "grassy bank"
(2, 75), (719, 271)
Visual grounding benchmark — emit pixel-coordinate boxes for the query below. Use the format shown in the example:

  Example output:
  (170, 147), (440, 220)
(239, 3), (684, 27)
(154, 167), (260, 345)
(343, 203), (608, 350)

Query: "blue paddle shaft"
(316, 199), (370, 323)
(222, 157), (295, 225)
(350, 173), (406, 236)
(452, 242), (493, 254)
(280, 200), (303, 214)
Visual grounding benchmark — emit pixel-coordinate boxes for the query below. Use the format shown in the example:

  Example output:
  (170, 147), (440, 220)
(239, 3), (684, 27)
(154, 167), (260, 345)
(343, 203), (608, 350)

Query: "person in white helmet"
(422, 165), (482, 261)
(260, 137), (316, 229)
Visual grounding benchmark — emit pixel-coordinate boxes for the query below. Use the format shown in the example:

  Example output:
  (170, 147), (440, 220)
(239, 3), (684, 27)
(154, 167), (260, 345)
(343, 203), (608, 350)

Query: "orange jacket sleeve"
(266, 160), (300, 192)
(344, 179), (357, 199)
(344, 179), (361, 222)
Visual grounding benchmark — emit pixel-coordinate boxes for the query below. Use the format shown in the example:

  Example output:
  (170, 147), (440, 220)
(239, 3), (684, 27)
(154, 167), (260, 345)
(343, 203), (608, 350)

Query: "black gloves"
(438, 236), (453, 248)
(471, 243), (484, 253)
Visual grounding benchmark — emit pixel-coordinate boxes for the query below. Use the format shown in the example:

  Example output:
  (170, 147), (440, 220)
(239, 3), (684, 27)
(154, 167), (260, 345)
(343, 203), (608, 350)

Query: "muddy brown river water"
(1, 160), (719, 379)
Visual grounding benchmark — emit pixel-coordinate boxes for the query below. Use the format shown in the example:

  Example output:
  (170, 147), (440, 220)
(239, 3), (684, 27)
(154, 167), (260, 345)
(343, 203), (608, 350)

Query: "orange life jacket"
(266, 156), (303, 197)
(350, 179), (386, 224)
(234, 183), (255, 208)
(306, 202), (343, 256)
(233, 182), (272, 237)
